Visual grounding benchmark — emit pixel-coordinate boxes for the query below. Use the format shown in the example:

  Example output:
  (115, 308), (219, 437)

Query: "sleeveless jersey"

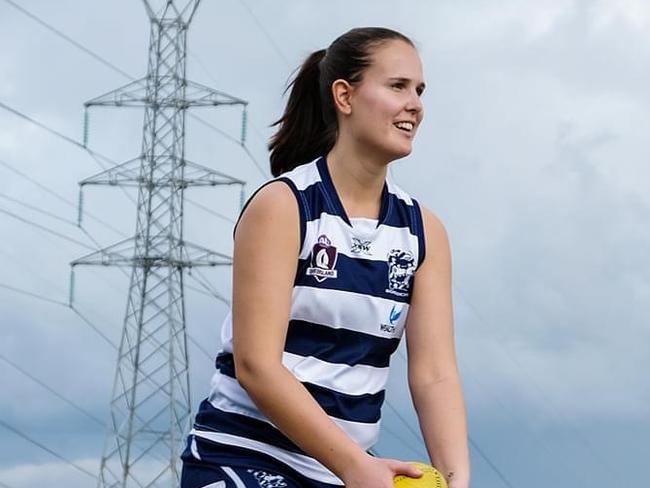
(190, 156), (426, 486)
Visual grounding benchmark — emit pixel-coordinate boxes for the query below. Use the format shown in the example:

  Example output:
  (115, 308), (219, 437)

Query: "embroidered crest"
(306, 234), (339, 282)
(246, 469), (288, 488)
(351, 237), (372, 255)
(385, 249), (416, 297)
(380, 304), (403, 333)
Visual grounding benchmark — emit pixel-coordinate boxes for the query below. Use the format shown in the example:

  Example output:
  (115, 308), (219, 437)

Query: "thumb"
(390, 460), (423, 478)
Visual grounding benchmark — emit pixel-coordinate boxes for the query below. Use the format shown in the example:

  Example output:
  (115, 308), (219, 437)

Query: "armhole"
(411, 198), (427, 272)
(232, 177), (307, 252)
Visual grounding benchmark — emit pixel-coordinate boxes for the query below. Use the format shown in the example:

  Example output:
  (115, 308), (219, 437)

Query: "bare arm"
(231, 181), (421, 487)
(405, 207), (470, 488)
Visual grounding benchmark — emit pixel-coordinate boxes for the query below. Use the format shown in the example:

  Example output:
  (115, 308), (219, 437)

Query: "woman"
(181, 27), (470, 488)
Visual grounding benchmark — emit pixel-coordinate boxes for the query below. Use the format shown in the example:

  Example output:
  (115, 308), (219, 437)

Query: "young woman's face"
(347, 40), (425, 162)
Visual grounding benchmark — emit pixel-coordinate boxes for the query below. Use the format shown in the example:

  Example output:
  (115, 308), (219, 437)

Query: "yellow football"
(393, 461), (448, 488)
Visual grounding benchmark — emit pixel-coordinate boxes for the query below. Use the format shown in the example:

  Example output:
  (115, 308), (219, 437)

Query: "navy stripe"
(298, 180), (418, 234)
(302, 382), (384, 423)
(316, 156), (391, 228)
(285, 320), (399, 368)
(183, 436), (345, 488)
(194, 399), (305, 455)
(232, 178), (305, 242)
(294, 253), (413, 303)
(215, 354), (385, 423)
(410, 198), (426, 272)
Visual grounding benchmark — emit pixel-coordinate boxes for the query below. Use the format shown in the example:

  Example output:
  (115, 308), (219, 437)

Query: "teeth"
(394, 121), (414, 131)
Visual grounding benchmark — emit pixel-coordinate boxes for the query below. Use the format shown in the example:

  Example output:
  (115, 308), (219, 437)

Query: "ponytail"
(268, 49), (336, 177)
(268, 27), (415, 177)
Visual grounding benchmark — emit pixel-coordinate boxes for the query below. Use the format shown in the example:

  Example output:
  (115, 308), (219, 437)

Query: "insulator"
(68, 268), (76, 307)
(83, 108), (89, 147)
(240, 107), (248, 145)
(77, 187), (84, 226)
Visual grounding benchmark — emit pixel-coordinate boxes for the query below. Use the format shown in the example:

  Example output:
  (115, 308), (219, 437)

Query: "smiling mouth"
(393, 121), (415, 133)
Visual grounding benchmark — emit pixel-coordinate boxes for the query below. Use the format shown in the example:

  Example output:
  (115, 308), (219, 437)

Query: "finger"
(386, 460), (423, 477)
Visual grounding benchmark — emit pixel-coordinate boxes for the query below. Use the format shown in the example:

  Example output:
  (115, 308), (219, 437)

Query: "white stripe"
(190, 435), (202, 460)
(222, 466), (246, 488)
(291, 286), (409, 340)
(385, 177), (413, 205)
(301, 212), (419, 262)
(190, 429), (344, 485)
(282, 352), (388, 395)
(201, 482), (226, 488)
(208, 373), (259, 418)
(207, 374), (381, 449)
(331, 416), (380, 450)
(281, 158), (322, 191)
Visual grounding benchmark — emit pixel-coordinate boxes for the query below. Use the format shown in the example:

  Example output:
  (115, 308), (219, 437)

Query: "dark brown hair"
(268, 27), (414, 177)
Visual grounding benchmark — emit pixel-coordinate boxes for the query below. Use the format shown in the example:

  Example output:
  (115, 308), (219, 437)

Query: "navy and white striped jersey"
(190, 156), (426, 486)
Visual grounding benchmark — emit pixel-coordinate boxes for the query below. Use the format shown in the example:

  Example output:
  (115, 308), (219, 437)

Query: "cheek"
(356, 90), (401, 130)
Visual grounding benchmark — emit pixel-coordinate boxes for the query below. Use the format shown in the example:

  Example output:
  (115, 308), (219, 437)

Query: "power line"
(468, 437), (515, 488)
(452, 283), (626, 484)
(0, 101), (114, 169)
(0, 419), (98, 479)
(0, 191), (77, 226)
(185, 196), (236, 224)
(0, 281), (67, 307)
(2, 0), (268, 180)
(0, 157), (127, 237)
(0, 354), (106, 427)
(0, 206), (96, 251)
(234, 0), (292, 69)
(391, 352), (516, 487)
(2, 0), (132, 79)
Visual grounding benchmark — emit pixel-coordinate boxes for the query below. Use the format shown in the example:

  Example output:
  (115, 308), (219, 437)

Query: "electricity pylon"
(71, 2), (247, 486)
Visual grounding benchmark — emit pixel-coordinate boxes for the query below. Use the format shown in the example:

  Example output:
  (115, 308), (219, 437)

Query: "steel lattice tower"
(71, 1), (247, 486)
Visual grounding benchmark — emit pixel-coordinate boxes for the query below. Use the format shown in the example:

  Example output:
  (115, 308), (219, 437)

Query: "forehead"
(363, 40), (423, 80)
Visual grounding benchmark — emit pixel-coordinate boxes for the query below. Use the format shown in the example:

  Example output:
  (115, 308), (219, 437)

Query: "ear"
(331, 79), (353, 115)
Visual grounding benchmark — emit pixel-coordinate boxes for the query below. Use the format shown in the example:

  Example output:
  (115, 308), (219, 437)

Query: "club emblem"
(306, 234), (339, 282)
(385, 249), (416, 297)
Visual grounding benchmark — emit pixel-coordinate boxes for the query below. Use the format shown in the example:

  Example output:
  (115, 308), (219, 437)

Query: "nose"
(406, 89), (423, 115)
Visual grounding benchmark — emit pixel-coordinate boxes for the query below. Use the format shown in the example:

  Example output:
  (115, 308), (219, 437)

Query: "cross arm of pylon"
(83, 78), (247, 109)
(78, 156), (245, 188)
(71, 237), (232, 268)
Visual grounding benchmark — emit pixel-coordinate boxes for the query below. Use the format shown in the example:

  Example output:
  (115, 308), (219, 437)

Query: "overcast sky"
(1, 1), (649, 487)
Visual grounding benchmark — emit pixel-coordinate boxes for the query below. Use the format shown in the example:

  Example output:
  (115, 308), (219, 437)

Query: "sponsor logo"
(385, 249), (416, 297)
(246, 469), (288, 488)
(306, 234), (338, 282)
(351, 237), (372, 255)
(380, 304), (403, 333)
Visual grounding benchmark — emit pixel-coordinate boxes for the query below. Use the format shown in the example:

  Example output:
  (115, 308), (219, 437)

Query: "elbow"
(233, 353), (283, 391)
(408, 368), (461, 394)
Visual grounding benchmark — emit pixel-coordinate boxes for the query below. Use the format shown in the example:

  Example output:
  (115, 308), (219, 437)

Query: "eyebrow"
(389, 77), (426, 91)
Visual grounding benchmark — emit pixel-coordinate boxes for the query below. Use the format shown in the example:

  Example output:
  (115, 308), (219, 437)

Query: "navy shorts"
(180, 435), (343, 488)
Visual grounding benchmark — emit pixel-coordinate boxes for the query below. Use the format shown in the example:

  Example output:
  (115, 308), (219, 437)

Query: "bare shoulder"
(234, 180), (300, 251)
(419, 205), (451, 268)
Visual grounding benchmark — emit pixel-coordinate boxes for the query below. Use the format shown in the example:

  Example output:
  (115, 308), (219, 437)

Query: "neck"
(325, 139), (389, 219)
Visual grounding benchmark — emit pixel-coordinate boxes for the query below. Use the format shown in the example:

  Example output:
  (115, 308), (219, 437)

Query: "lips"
(393, 121), (415, 132)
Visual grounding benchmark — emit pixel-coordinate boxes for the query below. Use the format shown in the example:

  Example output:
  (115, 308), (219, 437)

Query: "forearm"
(410, 376), (470, 487)
(237, 362), (369, 481)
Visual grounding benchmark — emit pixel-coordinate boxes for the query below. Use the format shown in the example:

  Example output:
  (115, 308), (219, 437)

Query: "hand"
(341, 454), (423, 488)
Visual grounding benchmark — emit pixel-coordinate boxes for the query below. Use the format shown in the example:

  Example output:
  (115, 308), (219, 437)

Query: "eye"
(391, 82), (405, 90)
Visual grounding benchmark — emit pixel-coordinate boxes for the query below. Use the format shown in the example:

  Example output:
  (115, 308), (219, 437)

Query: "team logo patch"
(246, 469), (288, 488)
(385, 249), (416, 297)
(306, 234), (339, 282)
(351, 237), (372, 255)
(380, 304), (403, 333)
